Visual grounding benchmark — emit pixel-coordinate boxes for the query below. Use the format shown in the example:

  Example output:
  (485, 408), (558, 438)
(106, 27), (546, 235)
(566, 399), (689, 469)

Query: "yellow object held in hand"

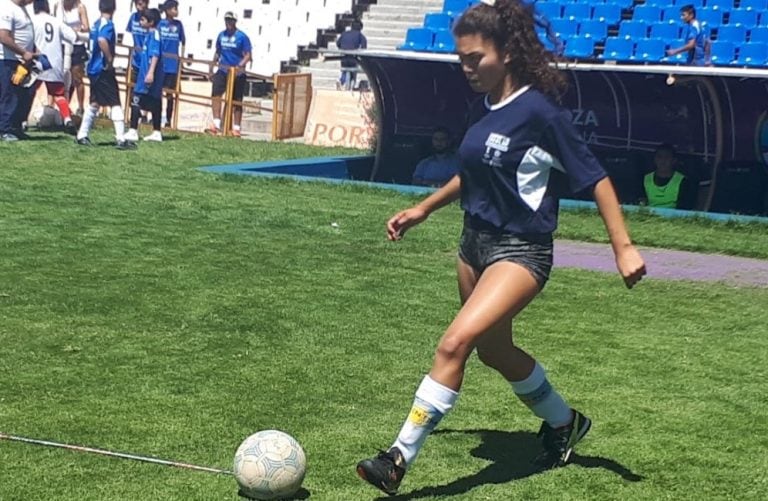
(11, 65), (29, 86)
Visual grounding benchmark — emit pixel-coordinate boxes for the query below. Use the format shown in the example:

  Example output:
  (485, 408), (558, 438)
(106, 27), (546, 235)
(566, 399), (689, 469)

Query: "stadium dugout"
(334, 48), (768, 215)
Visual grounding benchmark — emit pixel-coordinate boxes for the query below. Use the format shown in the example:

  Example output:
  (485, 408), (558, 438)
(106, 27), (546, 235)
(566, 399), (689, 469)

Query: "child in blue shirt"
(76, 0), (133, 149)
(356, 0), (646, 496)
(208, 11), (251, 136)
(158, 0), (185, 127)
(125, 8), (163, 142)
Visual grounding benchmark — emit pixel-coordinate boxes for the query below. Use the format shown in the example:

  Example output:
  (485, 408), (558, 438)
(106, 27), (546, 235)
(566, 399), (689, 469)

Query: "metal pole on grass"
(0, 432), (232, 475)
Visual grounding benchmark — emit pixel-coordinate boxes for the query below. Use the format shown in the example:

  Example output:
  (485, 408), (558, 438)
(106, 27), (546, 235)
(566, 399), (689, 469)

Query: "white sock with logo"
(392, 376), (458, 466)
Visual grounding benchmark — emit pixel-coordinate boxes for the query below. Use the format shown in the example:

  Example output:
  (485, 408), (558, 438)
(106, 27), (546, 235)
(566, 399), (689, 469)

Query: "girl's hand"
(616, 245), (646, 289)
(386, 207), (429, 241)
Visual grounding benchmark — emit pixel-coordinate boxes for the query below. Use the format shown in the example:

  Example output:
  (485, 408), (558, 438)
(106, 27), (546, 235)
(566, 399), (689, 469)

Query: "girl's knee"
(436, 332), (475, 363)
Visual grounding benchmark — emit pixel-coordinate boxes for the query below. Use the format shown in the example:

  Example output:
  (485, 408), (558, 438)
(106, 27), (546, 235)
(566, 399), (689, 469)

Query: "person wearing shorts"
(208, 11), (251, 137)
(53, 0), (88, 115)
(355, 0), (647, 496)
(158, 0), (184, 128)
(75, 0), (132, 149)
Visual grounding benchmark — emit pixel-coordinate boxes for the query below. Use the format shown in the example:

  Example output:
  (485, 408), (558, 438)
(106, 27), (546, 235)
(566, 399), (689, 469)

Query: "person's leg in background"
(0, 60), (20, 140)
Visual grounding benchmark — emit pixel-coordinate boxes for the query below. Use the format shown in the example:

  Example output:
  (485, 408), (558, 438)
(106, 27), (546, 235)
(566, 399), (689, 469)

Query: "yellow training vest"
(644, 171), (685, 208)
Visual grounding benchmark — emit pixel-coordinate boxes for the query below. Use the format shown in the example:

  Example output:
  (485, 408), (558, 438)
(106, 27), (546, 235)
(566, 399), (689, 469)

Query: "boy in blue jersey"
(208, 11), (251, 137)
(125, 7), (163, 142)
(76, 0), (133, 149)
(666, 5), (708, 66)
(158, 0), (184, 127)
(356, 0), (646, 496)
(126, 0), (148, 120)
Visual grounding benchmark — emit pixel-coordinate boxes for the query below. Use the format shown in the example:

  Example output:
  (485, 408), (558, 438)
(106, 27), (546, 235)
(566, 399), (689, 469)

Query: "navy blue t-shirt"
(459, 86), (606, 235)
(126, 11), (147, 69)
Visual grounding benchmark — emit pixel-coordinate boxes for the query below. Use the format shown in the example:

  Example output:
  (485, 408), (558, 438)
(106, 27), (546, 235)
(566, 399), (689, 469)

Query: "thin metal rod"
(0, 432), (232, 475)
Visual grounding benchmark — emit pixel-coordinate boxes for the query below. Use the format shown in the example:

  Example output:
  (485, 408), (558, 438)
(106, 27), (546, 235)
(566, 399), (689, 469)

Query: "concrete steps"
(300, 0), (446, 90)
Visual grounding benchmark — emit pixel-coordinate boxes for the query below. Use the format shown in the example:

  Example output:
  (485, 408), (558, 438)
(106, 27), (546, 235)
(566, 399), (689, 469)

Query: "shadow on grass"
(239, 487), (310, 499)
(377, 429), (643, 500)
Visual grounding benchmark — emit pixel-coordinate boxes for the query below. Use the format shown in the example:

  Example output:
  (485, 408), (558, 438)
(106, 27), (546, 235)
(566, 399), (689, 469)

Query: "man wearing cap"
(208, 10), (251, 137)
(0, 0), (36, 141)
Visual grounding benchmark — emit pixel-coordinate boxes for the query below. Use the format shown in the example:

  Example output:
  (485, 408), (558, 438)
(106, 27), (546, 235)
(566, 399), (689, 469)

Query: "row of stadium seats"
(399, 0), (768, 68)
(594, 37), (768, 65)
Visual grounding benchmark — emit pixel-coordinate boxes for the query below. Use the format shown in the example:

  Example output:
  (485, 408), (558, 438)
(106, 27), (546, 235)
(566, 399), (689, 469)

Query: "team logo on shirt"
(483, 132), (510, 168)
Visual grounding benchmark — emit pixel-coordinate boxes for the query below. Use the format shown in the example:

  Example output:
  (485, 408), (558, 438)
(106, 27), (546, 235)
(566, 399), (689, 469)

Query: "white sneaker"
(143, 131), (163, 142)
(124, 129), (139, 142)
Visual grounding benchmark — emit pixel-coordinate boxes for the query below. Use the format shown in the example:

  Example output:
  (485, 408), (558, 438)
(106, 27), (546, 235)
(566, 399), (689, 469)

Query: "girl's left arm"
(593, 176), (647, 288)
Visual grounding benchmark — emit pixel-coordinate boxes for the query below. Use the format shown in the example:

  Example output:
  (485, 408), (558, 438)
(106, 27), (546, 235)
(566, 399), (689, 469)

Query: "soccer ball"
(233, 430), (307, 500)
(35, 105), (63, 129)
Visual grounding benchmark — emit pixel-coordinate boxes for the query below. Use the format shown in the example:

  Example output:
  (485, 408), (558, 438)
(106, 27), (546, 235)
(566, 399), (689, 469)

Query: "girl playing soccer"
(356, 0), (646, 495)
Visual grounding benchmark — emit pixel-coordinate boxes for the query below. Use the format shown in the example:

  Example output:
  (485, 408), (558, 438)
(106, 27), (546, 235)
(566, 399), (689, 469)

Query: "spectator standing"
(335, 20), (367, 91)
(125, 8), (163, 142)
(0, 0), (35, 142)
(158, 0), (184, 128)
(53, 0), (88, 115)
(666, 5), (708, 66)
(76, 0), (133, 149)
(208, 11), (251, 137)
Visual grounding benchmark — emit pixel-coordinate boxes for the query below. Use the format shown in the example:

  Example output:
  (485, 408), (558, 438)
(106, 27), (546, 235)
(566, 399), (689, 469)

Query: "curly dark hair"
(453, 0), (567, 98)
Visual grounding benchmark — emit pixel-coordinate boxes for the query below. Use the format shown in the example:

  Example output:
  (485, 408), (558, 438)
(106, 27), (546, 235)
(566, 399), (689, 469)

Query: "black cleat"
(75, 136), (93, 146)
(356, 447), (407, 496)
(534, 409), (592, 469)
(115, 140), (137, 150)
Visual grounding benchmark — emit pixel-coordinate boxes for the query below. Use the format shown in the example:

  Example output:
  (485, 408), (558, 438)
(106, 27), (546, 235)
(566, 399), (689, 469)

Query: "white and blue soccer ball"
(233, 430), (307, 500)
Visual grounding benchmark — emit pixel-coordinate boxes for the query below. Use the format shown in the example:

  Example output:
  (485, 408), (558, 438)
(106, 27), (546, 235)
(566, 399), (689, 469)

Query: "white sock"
(77, 104), (98, 140)
(392, 376), (458, 466)
(213, 118), (221, 129)
(233, 124), (241, 131)
(110, 106), (125, 141)
(511, 363), (572, 428)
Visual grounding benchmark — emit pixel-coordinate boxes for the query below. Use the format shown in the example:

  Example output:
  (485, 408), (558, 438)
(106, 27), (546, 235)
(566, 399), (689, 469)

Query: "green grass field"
(1, 129), (767, 500)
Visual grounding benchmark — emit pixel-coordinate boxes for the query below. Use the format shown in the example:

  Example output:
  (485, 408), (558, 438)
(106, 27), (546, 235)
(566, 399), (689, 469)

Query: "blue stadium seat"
(579, 19), (608, 40)
(609, 0), (634, 8)
(750, 26), (768, 43)
(661, 7), (680, 24)
(536, 2), (563, 21)
(619, 21), (649, 39)
(650, 23), (680, 40)
(717, 25), (748, 43)
(740, 0), (768, 10)
(736, 42), (768, 66)
(697, 8), (724, 28)
(633, 5), (663, 23)
(550, 18), (579, 38)
(633, 38), (666, 61)
(564, 36), (596, 58)
(592, 4), (622, 24)
(537, 31), (558, 52)
(709, 40), (736, 64)
(432, 30), (456, 53)
(672, 0), (703, 7)
(602, 37), (634, 60)
(443, 0), (469, 17)
(424, 13), (453, 31)
(728, 9), (759, 28)
(706, 0), (734, 9)
(564, 4), (592, 21)
(399, 28), (434, 51)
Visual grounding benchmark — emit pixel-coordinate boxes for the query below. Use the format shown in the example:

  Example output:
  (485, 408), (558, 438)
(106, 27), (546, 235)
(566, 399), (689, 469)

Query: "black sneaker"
(534, 409), (591, 469)
(75, 136), (93, 146)
(115, 140), (137, 150)
(356, 447), (406, 496)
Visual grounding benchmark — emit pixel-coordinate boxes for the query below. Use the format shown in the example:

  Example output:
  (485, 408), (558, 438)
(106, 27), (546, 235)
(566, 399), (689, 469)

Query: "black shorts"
(211, 71), (247, 102)
(71, 45), (89, 67)
(131, 93), (161, 111)
(458, 225), (554, 287)
(163, 72), (178, 90)
(89, 70), (121, 107)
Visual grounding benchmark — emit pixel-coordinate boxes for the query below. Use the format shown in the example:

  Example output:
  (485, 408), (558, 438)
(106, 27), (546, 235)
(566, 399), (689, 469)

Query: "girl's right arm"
(386, 174), (461, 240)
